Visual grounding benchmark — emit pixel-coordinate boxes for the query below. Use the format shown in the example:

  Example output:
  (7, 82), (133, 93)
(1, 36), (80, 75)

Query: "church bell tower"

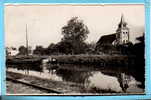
(116, 14), (129, 45)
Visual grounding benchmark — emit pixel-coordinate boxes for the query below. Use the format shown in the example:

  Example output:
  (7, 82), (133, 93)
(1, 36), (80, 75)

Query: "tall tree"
(61, 17), (89, 54)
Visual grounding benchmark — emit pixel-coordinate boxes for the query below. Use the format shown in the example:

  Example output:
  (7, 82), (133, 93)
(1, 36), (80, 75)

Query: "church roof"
(96, 33), (116, 46)
(96, 14), (129, 50)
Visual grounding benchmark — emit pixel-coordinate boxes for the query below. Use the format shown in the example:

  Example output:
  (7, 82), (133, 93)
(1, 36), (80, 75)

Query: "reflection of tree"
(55, 68), (92, 86)
(8, 63), (43, 73)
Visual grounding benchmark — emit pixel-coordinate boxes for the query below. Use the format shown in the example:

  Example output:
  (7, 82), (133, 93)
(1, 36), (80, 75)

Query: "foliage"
(47, 43), (56, 54)
(33, 45), (46, 55)
(61, 17), (89, 54)
(18, 45), (27, 55)
(55, 41), (73, 54)
(131, 35), (145, 87)
(116, 42), (134, 55)
(62, 17), (89, 42)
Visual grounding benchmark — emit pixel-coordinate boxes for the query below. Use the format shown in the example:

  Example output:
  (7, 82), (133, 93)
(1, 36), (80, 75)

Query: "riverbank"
(7, 71), (86, 94)
(7, 70), (144, 95)
(7, 81), (47, 94)
(7, 54), (136, 67)
(50, 54), (135, 66)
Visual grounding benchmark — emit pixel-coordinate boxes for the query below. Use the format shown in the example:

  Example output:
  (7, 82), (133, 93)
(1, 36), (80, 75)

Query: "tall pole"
(26, 24), (28, 56)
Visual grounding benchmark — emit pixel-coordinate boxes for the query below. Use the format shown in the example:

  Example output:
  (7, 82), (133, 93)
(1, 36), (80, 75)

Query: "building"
(6, 47), (19, 56)
(114, 14), (129, 45)
(96, 14), (130, 53)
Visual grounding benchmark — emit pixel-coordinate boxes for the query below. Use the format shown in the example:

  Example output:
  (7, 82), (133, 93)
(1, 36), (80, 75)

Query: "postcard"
(0, 0), (151, 100)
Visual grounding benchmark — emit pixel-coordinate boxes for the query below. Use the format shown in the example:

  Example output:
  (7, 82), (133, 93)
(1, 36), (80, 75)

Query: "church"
(95, 14), (130, 54)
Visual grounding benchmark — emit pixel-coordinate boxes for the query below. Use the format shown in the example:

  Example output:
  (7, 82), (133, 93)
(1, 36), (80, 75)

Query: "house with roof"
(6, 47), (19, 56)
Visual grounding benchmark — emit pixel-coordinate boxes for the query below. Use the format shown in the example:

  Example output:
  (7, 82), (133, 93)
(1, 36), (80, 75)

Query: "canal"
(6, 62), (144, 94)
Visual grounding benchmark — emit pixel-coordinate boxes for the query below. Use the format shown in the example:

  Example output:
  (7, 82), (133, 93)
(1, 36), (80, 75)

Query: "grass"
(7, 54), (136, 74)
(48, 54), (135, 67)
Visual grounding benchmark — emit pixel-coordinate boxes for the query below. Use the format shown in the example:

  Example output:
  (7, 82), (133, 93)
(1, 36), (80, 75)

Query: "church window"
(123, 40), (125, 43)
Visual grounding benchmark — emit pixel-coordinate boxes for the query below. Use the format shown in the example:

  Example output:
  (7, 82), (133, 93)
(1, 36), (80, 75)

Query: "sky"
(5, 4), (145, 49)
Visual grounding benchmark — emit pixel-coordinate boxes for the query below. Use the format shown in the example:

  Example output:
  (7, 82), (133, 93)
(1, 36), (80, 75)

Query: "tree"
(33, 45), (45, 55)
(131, 35), (145, 87)
(85, 42), (97, 54)
(45, 43), (57, 55)
(116, 42), (133, 55)
(18, 46), (27, 55)
(61, 17), (89, 54)
(56, 41), (73, 54)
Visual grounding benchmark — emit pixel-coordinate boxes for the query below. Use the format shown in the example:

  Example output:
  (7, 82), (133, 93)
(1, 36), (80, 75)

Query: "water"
(7, 67), (62, 82)
(6, 63), (144, 93)
(88, 72), (122, 92)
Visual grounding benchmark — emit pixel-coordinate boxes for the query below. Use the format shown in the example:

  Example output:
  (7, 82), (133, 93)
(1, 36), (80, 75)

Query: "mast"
(26, 24), (29, 56)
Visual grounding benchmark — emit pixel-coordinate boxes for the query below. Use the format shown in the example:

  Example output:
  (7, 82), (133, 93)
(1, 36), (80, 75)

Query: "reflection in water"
(7, 64), (43, 74)
(55, 69), (123, 92)
(55, 68), (92, 86)
(88, 72), (122, 92)
(7, 63), (143, 93)
(7, 67), (62, 81)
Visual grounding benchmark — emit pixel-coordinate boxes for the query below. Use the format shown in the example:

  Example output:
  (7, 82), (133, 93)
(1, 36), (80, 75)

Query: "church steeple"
(118, 14), (127, 28)
(120, 14), (125, 23)
(116, 14), (129, 45)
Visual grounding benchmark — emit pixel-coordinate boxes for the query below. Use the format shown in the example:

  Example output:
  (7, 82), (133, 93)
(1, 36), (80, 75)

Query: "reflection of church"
(96, 14), (130, 53)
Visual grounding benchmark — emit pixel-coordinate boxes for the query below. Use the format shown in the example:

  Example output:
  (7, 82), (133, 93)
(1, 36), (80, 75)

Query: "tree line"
(16, 17), (96, 55)
(8, 17), (144, 56)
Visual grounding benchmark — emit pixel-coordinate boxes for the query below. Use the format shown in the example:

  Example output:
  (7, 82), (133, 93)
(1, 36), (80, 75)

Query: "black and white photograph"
(5, 4), (145, 95)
